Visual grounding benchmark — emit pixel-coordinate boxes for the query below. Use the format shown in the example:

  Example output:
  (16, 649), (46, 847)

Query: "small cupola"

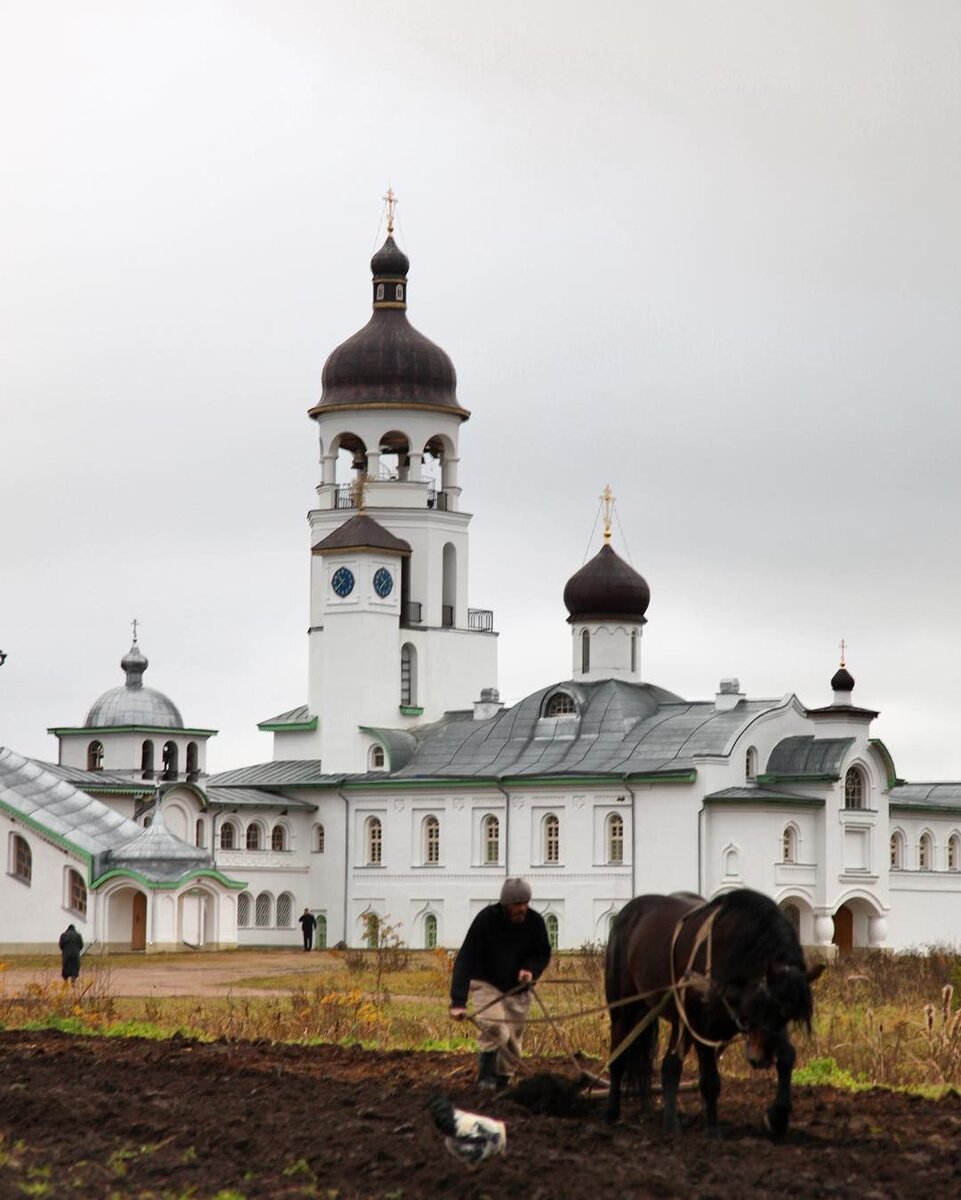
(831, 643), (855, 706)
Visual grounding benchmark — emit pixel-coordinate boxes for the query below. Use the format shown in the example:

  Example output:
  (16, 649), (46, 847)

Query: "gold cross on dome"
(839, 637), (846, 667)
(384, 186), (398, 235)
(601, 484), (615, 544)
(131, 617), (139, 643)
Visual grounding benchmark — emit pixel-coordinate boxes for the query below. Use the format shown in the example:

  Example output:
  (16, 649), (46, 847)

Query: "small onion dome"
(309, 235), (466, 418)
(563, 544), (651, 624)
(120, 640), (148, 687)
(84, 640), (184, 729)
(831, 664), (855, 693)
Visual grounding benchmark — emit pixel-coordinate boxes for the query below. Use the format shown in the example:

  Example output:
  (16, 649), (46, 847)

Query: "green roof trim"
(257, 716), (318, 733)
(48, 725), (218, 737)
(0, 797), (94, 872)
(399, 705), (424, 717)
(890, 802), (961, 816)
(705, 795), (824, 808)
(757, 772), (838, 785)
(342, 770), (697, 792)
(869, 738), (902, 788)
(89, 867), (247, 891)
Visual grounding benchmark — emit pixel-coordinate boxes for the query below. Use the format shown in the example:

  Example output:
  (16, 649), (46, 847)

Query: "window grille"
(276, 893), (294, 926)
(545, 913), (559, 950)
(367, 817), (382, 865)
(315, 824), (325, 853)
(238, 892), (251, 927)
(424, 816), (440, 864)
(424, 913), (438, 949)
(255, 892), (272, 927)
(844, 767), (864, 809)
(545, 692), (576, 717)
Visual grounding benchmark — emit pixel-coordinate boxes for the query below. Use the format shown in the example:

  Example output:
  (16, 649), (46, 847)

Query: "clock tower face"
(373, 567), (393, 598)
(331, 566), (355, 597)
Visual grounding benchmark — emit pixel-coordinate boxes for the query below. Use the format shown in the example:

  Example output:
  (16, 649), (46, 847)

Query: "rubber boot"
(477, 1051), (498, 1090)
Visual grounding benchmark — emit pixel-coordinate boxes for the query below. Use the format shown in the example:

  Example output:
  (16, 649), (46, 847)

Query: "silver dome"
(83, 638), (184, 729)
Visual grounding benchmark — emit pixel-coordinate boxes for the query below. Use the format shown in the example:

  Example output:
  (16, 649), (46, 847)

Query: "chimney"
(474, 687), (504, 721)
(715, 678), (745, 712)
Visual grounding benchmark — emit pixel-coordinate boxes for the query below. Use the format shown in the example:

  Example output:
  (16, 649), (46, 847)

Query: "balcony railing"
(468, 608), (494, 632)
(334, 484), (356, 509)
(427, 488), (449, 511)
(401, 601), (423, 626)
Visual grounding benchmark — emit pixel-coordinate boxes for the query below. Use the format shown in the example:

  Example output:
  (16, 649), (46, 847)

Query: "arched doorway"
(832, 905), (853, 955)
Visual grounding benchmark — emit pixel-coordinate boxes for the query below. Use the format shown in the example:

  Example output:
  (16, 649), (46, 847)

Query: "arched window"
(782, 825), (798, 863)
(400, 643), (417, 705)
(162, 741), (179, 781)
(745, 747), (757, 781)
(316, 914), (327, 949)
(254, 892), (272, 927)
(607, 813), (624, 864)
(442, 542), (456, 627)
(195, 818), (205, 848)
(724, 847), (739, 877)
(630, 629), (638, 673)
(395, 283), (404, 301)
(483, 815), (500, 864)
(186, 742), (199, 779)
(314, 824), (325, 853)
(237, 892), (252, 927)
(545, 692), (576, 717)
(271, 824), (287, 852)
(844, 767), (864, 810)
(141, 740), (155, 779)
(67, 868), (87, 917)
(949, 834), (961, 872)
(364, 912), (380, 948)
(366, 817), (383, 865)
(424, 912), (438, 949)
(919, 832), (933, 871)
(608, 912), (618, 938)
(246, 824), (262, 852)
(276, 892), (294, 927)
(369, 744), (386, 770)
(581, 629), (590, 673)
(376, 283), (385, 300)
(11, 834), (31, 884)
(220, 821), (236, 851)
(545, 913), (559, 950)
(890, 830), (904, 869)
(781, 903), (801, 938)
(424, 815), (440, 864)
(87, 741), (103, 771)
(544, 814), (560, 864)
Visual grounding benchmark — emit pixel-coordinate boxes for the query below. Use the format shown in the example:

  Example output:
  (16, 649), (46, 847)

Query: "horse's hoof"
(764, 1106), (789, 1139)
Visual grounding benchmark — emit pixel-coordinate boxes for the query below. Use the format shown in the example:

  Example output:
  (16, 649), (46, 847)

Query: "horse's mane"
(711, 889), (805, 984)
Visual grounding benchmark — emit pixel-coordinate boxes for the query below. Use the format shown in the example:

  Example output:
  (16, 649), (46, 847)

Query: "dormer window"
(369, 744), (386, 770)
(545, 691), (576, 717)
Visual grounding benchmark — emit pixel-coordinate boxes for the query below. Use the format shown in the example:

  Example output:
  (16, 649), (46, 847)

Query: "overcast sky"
(2, 2), (959, 781)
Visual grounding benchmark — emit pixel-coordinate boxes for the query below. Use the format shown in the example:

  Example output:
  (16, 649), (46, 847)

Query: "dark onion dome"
(831, 664), (855, 693)
(563, 544), (651, 624)
(309, 235), (469, 419)
(84, 640), (184, 729)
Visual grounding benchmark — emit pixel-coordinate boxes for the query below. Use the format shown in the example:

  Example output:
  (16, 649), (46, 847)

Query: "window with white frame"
(890, 831), (904, 869)
(11, 834), (31, 884)
(238, 892), (252, 927)
(544, 814), (560, 864)
(314, 824), (325, 853)
(424, 912), (438, 949)
(271, 824), (286, 852)
(844, 767), (865, 810)
(545, 692), (576, 717)
(255, 892), (272, 927)
(545, 913), (559, 950)
(424, 815), (440, 864)
(366, 816), (383, 865)
(246, 824), (262, 851)
(369, 744), (386, 770)
(87, 740), (103, 771)
(949, 834), (961, 872)
(919, 832), (933, 871)
(607, 813), (624, 864)
(220, 821), (236, 851)
(276, 892), (294, 926)
(67, 868), (87, 917)
(483, 814), (500, 864)
(782, 825), (798, 863)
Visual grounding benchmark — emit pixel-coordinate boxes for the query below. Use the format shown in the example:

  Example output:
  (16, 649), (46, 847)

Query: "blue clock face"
(373, 567), (393, 598)
(331, 566), (355, 597)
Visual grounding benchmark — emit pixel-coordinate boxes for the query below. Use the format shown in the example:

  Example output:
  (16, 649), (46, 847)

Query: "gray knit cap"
(500, 877), (532, 905)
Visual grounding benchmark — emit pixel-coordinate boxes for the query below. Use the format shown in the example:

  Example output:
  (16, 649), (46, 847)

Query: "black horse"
(604, 889), (823, 1137)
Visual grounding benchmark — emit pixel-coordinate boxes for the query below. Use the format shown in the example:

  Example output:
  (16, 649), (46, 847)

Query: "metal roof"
(207, 761), (342, 787)
(84, 685), (184, 729)
(889, 783), (961, 811)
(206, 786), (316, 810)
(257, 704), (317, 731)
(34, 761), (155, 794)
(389, 680), (781, 780)
(764, 736), (854, 779)
(704, 785), (825, 807)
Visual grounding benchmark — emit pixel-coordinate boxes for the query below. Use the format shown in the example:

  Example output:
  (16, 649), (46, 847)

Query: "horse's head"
(721, 962), (824, 1069)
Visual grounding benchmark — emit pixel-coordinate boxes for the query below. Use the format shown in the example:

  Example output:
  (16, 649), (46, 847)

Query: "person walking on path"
(59, 924), (84, 983)
(449, 877), (551, 1089)
(299, 907), (317, 952)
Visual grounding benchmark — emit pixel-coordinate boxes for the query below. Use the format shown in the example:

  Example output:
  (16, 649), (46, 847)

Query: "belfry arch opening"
(332, 433), (368, 490)
(378, 430), (412, 481)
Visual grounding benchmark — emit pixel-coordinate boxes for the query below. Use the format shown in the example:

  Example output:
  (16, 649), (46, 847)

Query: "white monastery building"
(4, 210), (961, 956)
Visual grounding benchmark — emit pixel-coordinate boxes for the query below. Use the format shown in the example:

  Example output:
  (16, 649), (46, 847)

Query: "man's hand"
(449, 1006), (468, 1020)
(517, 969), (533, 985)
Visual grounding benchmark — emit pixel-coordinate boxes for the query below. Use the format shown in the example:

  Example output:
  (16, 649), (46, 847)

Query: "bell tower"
(292, 195), (498, 772)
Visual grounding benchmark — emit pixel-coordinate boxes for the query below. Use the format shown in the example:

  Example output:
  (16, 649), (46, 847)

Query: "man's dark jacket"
(59, 927), (83, 979)
(450, 904), (551, 1007)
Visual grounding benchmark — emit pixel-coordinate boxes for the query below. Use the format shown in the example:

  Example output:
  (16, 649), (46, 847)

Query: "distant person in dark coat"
(59, 924), (84, 983)
(299, 907), (317, 952)
(449, 877), (552, 1089)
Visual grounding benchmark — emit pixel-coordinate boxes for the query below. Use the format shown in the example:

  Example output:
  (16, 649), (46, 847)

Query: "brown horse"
(604, 889), (823, 1137)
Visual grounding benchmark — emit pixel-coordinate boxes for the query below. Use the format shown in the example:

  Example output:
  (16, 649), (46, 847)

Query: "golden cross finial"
(384, 186), (398, 235)
(839, 637), (846, 667)
(131, 617), (139, 643)
(601, 485), (615, 544)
